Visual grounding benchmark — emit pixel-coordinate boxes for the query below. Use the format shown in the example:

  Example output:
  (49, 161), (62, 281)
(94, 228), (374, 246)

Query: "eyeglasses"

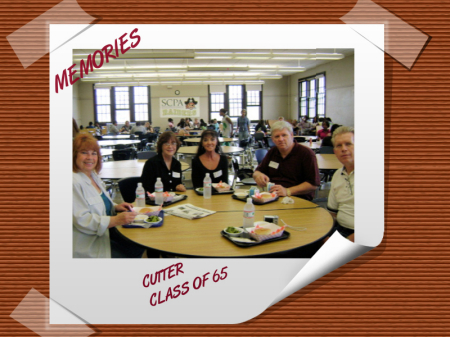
(345, 177), (353, 195)
(163, 142), (177, 147)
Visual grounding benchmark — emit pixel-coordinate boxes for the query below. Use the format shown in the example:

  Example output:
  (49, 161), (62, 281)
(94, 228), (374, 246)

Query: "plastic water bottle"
(155, 177), (164, 205)
(135, 182), (145, 207)
(243, 198), (255, 228)
(203, 173), (212, 199)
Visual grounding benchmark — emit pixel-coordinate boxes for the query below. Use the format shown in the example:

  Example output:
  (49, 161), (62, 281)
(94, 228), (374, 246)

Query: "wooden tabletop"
(316, 154), (342, 170)
(299, 141), (321, 150)
(117, 190), (333, 257)
(98, 140), (141, 147)
(98, 159), (189, 179)
(177, 146), (244, 155)
(184, 137), (239, 143)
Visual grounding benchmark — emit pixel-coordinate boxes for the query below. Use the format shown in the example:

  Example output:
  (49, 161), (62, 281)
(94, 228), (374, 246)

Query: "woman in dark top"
(141, 131), (187, 193)
(191, 130), (229, 189)
(254, 119), (267, 134)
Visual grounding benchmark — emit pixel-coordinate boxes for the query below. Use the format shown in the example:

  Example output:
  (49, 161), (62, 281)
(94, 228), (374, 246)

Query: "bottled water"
(155, 177), (164, 205)
(243, 198), (255, 228)
(203, 173), (212, 199)
(135, 182), (145, 207)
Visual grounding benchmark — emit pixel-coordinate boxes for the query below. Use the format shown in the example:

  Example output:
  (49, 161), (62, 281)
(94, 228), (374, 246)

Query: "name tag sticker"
(213, 170), (222, 178)
(172, 172), (181, 178)
(269, 161), (279, 169)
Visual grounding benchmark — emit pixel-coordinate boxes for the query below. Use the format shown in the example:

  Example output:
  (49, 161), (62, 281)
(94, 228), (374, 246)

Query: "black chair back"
(154, 127), (160, 133)
(319, 146), (334, 154)
(117, 177), (141, 203)
(134, 131), (143, 137)
(113, 149), (133, 161)
(137, 151), (158, 160)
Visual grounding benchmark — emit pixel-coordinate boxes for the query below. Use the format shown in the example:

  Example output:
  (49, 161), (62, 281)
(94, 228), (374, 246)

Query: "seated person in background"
(73, 133), (138, 258)
(108, 121), (120, 135)
(79, 125), (84, 130)
(291, 120), (300, 135)
(317, 120), (331, 139)
(213, 119), (220, 132)
(86, 121), (95, 129)
(200, 119), (207, 130)
(144, 121), (154, 133)
(254, 119), (267, 134)
(193, 118), (201, 129)
(168, 118), (175, 131)
(130, 121), (146, 134)
(141, 131), (186, 193)
(321, 123), (342, 147)
(177, 118), (187, 130)
(253, 121), (320, 200)
(191, 130), (229, 189)
(299, 116), (313, 135)
(327, 126), (355, 242)
(120, 121), (131, 133)
(278, 116), (285, 121)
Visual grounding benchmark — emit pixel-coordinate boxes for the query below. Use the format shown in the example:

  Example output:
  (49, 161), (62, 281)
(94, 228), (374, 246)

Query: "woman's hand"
(108, 211), (137, 228)
(176, 184), (187, 192)
(115, 202), (133, 212)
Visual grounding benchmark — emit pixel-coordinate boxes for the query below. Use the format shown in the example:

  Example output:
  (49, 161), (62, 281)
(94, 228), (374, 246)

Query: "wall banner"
(160, 97), (200, 118)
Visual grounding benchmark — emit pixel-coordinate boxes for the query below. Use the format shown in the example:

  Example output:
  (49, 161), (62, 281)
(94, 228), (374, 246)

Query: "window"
(299, 73), (325, 120)
(94, 86), (151, 123)
(208, 85), (262, 122)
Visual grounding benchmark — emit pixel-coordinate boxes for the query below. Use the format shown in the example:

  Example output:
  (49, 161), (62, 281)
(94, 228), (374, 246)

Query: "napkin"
(281, 196), (294, 204)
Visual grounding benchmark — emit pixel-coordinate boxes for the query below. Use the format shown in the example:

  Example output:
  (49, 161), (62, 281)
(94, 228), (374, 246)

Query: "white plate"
(223, 227), (244, 237)
(144, 216), (163, 227)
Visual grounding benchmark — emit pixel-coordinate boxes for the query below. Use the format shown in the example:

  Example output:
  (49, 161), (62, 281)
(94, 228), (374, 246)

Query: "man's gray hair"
(271, 121), (293, 134)
(331, 126), (354, 146)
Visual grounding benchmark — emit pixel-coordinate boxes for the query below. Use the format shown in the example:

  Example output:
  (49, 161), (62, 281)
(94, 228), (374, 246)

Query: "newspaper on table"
(164, 203), (216, 220)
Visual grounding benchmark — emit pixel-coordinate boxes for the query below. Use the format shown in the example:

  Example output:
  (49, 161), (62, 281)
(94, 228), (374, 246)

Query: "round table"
(99, 159), (190, 180)
(98, 140), (141, 147)
(177, 146), (244, 156)
(101, 135), (132, 140)
(184, 137), (239, 144)
(117, 190), (334, 257)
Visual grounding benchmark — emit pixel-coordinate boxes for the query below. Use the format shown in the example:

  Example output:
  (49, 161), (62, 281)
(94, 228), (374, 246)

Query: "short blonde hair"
(331, 126), (355, 146)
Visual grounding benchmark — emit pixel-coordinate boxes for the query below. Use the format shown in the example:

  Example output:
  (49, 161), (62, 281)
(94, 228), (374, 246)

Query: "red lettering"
(130, 28), (141, 48)
(181, 281), (189, 295)
(157, 290), (166, 304)
(165, 287), (173, 301)
(172, 285), (181, 298)
(143, 274), (149, 287)
(150, 293), (157, 306)
(193, 276), (202, 290)
(55, 69), (68, 93)
(176, 262), (184, 275)
(102, 44), (116, 63)
(119, 32), (130, 55)
(202, 272), (210, 287)
(79, 54), (94, 78)
(68, 64), (79, 85)
(93, 50), (104, 69)
(168, 265), (176, 279)
(114, 38), (119, 57)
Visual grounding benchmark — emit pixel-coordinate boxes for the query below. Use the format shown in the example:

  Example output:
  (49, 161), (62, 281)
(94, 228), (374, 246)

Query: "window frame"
(93, 85), (152, 123)
(208, 84), (263, 123)
(298, 72), (326, 120)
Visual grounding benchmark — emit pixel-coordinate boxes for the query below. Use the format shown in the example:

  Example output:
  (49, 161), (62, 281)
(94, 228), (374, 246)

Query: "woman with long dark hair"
(191, 130), (229, 189)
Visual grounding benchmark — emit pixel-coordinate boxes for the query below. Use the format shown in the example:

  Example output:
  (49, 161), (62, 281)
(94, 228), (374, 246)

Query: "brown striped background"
(1, 0), (449, 335)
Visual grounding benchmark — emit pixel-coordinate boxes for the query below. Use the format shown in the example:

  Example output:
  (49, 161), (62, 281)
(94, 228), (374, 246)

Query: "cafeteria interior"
(72, 49), (354, 258)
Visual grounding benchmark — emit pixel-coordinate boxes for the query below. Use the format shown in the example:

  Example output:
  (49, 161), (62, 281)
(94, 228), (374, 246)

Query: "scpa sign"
(160, 97), (200, 118)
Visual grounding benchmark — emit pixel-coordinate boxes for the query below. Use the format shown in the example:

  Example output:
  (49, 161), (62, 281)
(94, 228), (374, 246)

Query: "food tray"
(146, 194), (187, 206)
(232, 194), (279, 204)
(195, 188), (234, 196)
(123, 211), (165, 228)
(221, 229), (290, 247)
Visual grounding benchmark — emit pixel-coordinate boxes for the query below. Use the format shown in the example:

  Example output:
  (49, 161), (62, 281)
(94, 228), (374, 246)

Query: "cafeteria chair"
(117, 176), (141, 203)
(137, 151), (157, 160)
(112, 148), (135, 161)
(255, 148), (268, 165)
(267, 138), (275, 148)
(231, 159), (256, 189)
(253, 132), (266, 148)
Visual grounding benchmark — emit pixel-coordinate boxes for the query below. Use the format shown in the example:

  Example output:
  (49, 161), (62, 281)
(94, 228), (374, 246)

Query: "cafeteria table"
(98, 140), (141, 147)
(101, 135), (132, 140)
(184, 137), (238, 144)
(116, 189), (334, 258)
(316, 154), (342, 170)
(99, 159), (190, 180)
(176, 146), (244, 160)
